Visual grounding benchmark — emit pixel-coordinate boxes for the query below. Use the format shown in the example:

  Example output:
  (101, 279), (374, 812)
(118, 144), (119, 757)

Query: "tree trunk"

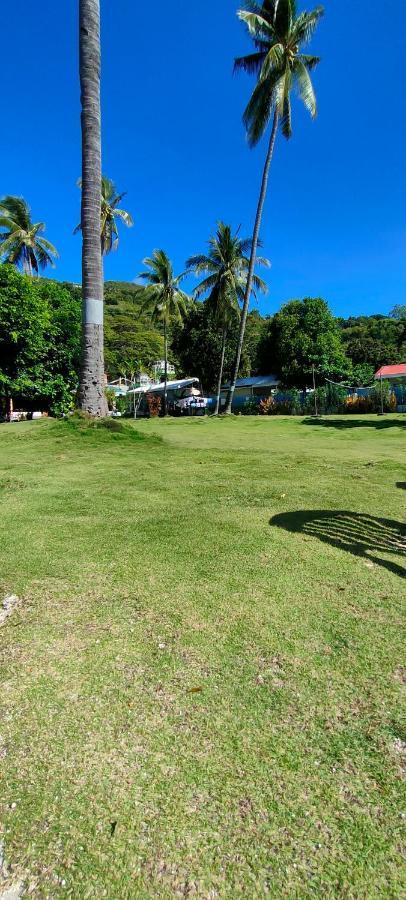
(214, 326), (227, 415)
(23, 248), (32, 277)
(163, 322), (168, 417)
(224, 110), (279, 414)
(78, 0), (107, 416)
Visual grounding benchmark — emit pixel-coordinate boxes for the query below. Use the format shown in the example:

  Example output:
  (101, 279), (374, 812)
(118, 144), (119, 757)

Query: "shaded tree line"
(1, 262), (403, 417)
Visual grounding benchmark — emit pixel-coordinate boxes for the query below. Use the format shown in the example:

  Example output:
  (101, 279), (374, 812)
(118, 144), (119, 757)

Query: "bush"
(240, 399), (260, 416)
(344, 384), (397, 414)
(146, 393), (162, 417)
(259, 390), (302, 416)
(259, 397), (275, 415)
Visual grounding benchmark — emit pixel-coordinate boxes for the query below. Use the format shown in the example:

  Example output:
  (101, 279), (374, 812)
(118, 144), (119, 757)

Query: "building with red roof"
(375, 364), (406, 380)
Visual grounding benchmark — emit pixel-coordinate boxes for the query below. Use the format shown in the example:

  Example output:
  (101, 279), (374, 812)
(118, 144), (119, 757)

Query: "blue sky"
(3, 0), (405, 317)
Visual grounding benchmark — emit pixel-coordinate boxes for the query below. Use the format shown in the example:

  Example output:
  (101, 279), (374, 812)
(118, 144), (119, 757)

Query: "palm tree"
(79, 0), (107, 416)
(224, 0), (323, 413)
(138, 250), (189, 415)
(75, 175), (133, 255)
(187, 223), (269, 414)
(0, 196), (58, 275)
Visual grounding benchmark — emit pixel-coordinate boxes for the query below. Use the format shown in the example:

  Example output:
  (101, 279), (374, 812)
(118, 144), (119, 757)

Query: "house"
(223, 375), (280, 398)
(375, 364), (406, 381)
(219, 375), (280, 410)
(375, 364), (406, 411)
(152, 360), (176, 379)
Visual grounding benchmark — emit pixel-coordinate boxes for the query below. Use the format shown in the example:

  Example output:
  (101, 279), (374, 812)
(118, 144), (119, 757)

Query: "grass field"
(0, 414), (405, 898)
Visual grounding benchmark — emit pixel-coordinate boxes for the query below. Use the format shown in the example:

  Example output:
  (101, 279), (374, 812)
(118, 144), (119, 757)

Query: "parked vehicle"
(128, 378), (208, 418)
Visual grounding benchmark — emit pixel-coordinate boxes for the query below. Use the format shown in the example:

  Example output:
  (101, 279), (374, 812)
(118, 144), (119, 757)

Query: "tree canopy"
(0, 196), (58, 275)
(260, 297), (350, 387)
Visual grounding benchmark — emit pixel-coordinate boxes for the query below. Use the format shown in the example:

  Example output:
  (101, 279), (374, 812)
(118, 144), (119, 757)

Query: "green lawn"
(0, 414), (405, 898)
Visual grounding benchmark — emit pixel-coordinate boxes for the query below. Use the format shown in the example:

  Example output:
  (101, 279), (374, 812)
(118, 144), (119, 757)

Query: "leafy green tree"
(0, 196), (58, 275)
(338, 315), (406, 370)
(104, 285), (164, 379)
(351, 363), (375, 387)
(138, 250), (189, 413)
(389, 305), (406, 321)
(79, 0), (106, 416)
(265, 297), (350, 388)
(187, 223), (269, 413)
(171, 302), (256, 393)
(0, 265), (81, 416)
(75, 175), (133, 255)
(225, 0), (323, 412)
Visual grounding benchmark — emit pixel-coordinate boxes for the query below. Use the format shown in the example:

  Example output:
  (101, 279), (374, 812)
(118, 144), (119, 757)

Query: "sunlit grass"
(0, 415), (404, 897)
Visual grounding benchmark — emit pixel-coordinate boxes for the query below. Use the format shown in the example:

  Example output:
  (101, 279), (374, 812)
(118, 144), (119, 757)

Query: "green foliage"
(138, 250), (189, 328)
(105, 387), (116, 410)
(187, 222), (269, 316)
(339, 315), (406, 371)
(261, 297), (350, 388)
(172, 301), (253, 393)
(389, 305), (406, 321)
(0, 264), (80, 415)
(74, 175), (134, 256)
(351, 363), (375, 386)
(240, 398), (260, 415)
(235, 0), (323, 144)
(103, 282), (164, 379)
(344, 382), (397, 414)
(187, 223), (269, 411)
(0, 195), (58, 274)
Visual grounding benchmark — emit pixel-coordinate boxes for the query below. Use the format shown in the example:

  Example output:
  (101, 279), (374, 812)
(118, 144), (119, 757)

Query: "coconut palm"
(0, 196), (58, 275)
(75, 175), (133, 255)
(187, 223), (269, 414)
(138, 250), (189, 415)
(224, 0), (323, 413)
(78, 0), (107, 416)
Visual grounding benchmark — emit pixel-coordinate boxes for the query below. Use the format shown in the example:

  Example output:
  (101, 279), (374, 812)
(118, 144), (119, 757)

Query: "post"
(312, 365), (318, 417)
(380, 374), (384, 415)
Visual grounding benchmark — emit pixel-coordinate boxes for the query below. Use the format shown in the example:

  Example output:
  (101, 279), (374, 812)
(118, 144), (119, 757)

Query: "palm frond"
(193, 274), (219, 299)
(291, 6), (324, 46)
(234, 50), (267, 76)
(292, 58), (317, 116)
(301, 53), (321, 70)
(274, 0), (295, 38)
(36, 236), (59, 258)
(243, 70), (281, 146)
(236, 0), (322, 146)
(238, 9), (276, 42)
(252, 273), (269, 293)
(113, 208), (134, 227)
(0, 196), (31, 230)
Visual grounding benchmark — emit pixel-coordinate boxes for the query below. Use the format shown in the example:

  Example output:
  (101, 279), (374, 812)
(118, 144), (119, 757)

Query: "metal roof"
(127, 378), (199, 395)
(375, 364), (406, 380)
(222, 375), (279, 389)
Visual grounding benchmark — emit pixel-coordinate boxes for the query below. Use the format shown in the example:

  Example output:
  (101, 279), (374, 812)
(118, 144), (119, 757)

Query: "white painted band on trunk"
(84, 298), (103, 325)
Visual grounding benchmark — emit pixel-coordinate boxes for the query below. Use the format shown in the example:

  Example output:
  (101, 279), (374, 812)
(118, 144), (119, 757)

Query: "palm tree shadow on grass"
(270, 510), (406, 578)
(302, 417), (406, 431)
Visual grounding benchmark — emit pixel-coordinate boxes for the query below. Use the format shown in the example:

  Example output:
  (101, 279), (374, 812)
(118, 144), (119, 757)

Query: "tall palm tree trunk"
(224, 110), (279, 414)
(214, 326), (227, 415)
(78, 0), (107, 416)
(23, 248), (32, 277)
(163, 322), (168, 417)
